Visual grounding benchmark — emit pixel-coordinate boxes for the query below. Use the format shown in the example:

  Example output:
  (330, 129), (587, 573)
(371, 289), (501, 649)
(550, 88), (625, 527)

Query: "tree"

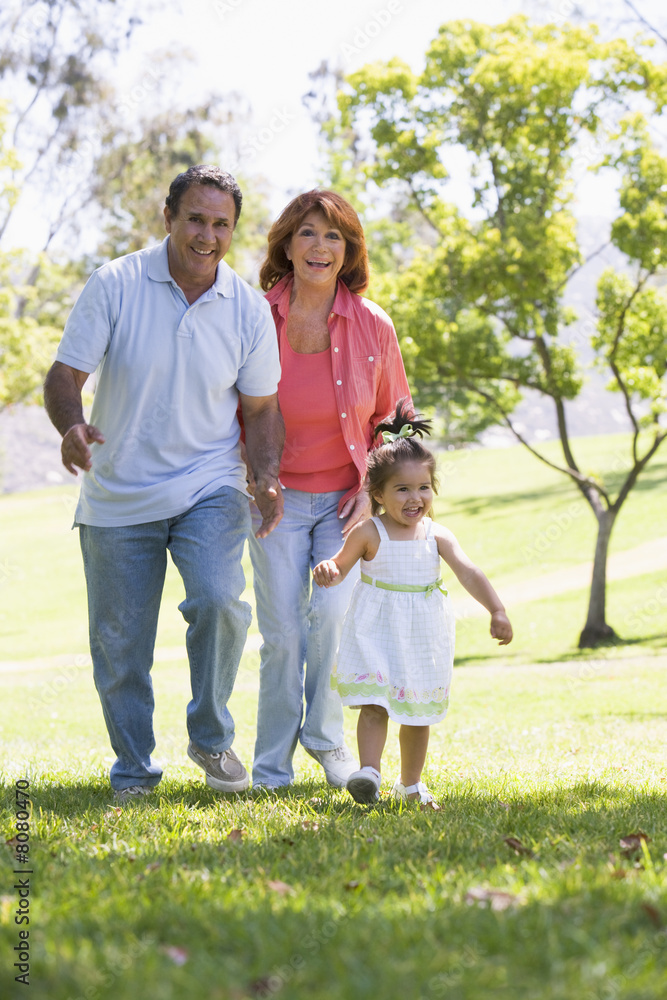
(0, 101), (77, 412)
(0, 1), (272, 419)
(89, 101), (271, 281)
(322, 16), (667, 647)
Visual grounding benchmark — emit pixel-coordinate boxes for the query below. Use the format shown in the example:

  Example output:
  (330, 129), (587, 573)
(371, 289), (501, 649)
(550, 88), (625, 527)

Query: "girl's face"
(373, 459), (434, 527)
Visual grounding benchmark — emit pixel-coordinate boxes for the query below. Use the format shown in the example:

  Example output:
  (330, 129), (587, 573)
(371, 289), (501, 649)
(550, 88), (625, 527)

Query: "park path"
(2, 535), (666, 673)
(454, 534), (667, 618)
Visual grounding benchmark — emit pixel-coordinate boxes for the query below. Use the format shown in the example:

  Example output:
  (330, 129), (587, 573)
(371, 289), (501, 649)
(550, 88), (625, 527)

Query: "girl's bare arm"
(434, 523), (513, 645)
(313, 519), (380, 588)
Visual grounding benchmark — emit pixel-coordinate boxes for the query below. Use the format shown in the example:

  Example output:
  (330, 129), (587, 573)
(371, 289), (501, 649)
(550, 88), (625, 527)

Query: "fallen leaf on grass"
(641, 903), (662, 928)
(465, 887), (519, 911)
(226, 828), (244, 843)
(620, 831), (651, 858)
(160, 945), (189, 966)
(503, 836), (535, 858)
(5, 836), (21, 847)
(609, 867), (628, 880)
(267, 880), (294, 896)
(250, 978), (274, 998)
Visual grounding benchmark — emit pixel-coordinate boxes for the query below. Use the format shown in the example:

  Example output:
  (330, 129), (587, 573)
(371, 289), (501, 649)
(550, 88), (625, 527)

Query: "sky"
(109, 0), (624, 217)
(5, 0), (666, 247)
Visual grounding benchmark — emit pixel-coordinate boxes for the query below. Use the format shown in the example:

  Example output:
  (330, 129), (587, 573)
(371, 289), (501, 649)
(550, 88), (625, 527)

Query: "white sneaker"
(305, 744), (358, 787)
(346, 767), (381, 804)
(392, 779), (439, 809)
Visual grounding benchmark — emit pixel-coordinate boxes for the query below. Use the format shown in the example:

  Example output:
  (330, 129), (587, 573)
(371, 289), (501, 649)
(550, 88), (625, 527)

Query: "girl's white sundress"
(332, 516), (454, 725)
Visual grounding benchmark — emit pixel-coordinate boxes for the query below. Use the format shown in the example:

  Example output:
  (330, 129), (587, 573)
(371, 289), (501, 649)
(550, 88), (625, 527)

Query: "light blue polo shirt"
(56, 237), (280, 527)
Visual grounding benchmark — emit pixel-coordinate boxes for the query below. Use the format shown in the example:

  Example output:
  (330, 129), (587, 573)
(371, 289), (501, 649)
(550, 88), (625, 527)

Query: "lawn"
(1, 432), (666, 664)
(1, 432), (666, 998)
(2, 656), (667, 999)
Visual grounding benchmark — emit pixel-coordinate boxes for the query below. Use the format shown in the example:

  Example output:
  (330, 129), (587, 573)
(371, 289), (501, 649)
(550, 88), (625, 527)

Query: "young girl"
(313, 400), (513, 806)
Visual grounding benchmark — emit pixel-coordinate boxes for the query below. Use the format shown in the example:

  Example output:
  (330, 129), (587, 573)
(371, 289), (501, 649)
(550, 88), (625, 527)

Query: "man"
(44, 165), (284, 801)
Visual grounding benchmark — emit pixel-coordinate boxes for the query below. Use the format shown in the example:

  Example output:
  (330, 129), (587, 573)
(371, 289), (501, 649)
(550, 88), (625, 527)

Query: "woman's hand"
(339, 490), (371, 539)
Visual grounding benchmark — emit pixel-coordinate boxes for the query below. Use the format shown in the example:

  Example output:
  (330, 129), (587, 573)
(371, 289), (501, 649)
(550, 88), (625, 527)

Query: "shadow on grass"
(12, 776), (667, 826)
(452, 634), (667, 668)
(534, 632), (667, 664)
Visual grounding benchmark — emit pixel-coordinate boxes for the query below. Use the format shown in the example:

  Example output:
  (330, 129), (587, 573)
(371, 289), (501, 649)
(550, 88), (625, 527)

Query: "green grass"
(2, 656), (667, 999)
(434, 431), (667, 582)
(1, 432), (666, 665)
(1, 434), (667, 997)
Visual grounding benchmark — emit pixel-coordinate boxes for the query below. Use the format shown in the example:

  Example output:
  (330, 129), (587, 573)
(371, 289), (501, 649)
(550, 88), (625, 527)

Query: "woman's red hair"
(259, 190), (369, 294)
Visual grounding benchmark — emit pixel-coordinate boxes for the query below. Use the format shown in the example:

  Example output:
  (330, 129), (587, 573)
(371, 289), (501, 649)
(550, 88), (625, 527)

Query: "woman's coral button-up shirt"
(265, 274), (411, 514)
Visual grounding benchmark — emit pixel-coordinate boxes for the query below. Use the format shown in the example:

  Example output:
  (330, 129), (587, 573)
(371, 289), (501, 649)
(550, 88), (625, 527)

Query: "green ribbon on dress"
(360, 571), (447, 597)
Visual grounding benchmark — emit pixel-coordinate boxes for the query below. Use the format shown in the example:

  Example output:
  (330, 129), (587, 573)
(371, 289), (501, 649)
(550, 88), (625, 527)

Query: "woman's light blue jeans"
(249, 488), (359, 786)
(78, 486), (252, 790)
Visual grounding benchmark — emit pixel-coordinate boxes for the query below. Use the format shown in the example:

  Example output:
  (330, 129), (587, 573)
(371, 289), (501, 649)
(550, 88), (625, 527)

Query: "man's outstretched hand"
(61, 423), (105, 475)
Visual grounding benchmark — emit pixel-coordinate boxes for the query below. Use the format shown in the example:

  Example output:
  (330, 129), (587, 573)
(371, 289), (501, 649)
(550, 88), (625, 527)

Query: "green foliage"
(325, 16), (667, 453)
(0, 2), (273, 415)
(0, 103), (82, 410)
(0, 249), (82, 411)
(89, 105), (272, 282)
(318, 15), (667, 643)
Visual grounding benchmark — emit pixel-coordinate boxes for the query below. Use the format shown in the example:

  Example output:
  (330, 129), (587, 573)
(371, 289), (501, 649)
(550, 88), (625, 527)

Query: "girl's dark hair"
(366, 398), (439, 515)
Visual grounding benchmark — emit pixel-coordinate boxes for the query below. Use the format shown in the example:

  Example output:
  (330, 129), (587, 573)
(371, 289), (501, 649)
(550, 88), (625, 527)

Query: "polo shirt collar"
(148, 236), (235, 297)
(266, 272), (356, 318)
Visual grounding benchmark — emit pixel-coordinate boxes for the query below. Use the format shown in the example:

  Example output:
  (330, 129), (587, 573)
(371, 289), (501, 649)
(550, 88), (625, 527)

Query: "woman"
(248, 190), (411, 790)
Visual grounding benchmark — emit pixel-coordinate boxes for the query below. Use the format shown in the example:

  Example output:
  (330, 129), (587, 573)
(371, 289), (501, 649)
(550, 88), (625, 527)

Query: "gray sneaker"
(113, 785), (154, 803)
(187, 742), (249, 792)
(304, 744), (358, 787)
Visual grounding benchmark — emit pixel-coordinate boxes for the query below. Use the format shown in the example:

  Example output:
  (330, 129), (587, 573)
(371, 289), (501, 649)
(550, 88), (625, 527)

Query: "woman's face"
(286, 210), (347, 292)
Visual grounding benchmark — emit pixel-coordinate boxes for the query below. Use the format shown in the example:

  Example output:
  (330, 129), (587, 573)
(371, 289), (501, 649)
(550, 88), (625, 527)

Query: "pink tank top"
(277, 330), (357, 492)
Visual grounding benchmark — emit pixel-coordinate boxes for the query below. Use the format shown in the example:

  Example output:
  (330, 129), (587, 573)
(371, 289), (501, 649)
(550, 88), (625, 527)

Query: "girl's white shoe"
(346, 766), (381, 803)
(391, 779), (439, 809)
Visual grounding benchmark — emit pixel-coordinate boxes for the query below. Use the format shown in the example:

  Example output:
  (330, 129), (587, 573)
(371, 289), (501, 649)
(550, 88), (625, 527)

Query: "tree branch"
(607, 268), (653, 451)
(464, 382), (610, 510)
(558, 241), (612, 294)
(623, 0), (667, 47)
(612, 429), (667, 513)
(407, 179), (447, 239)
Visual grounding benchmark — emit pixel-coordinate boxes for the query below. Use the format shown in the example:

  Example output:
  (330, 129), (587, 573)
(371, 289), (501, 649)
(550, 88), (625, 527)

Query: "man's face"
(164, 185), (236, 292)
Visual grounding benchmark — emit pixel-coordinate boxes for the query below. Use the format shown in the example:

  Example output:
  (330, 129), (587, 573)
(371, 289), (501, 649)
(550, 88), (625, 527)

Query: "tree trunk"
(578, 507), (619, 648)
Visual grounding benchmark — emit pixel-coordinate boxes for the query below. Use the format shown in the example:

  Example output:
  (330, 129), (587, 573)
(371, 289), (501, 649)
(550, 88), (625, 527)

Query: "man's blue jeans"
(78, 486), (252, 790)
(248, 488), (359, 786)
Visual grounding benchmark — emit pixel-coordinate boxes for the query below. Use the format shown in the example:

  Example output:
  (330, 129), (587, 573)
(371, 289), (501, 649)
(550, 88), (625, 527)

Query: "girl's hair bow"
(381, 423), (414, 444)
